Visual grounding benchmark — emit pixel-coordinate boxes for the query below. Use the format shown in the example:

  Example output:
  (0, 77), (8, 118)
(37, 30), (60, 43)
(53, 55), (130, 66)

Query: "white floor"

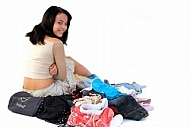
(1, 0), (190, 126)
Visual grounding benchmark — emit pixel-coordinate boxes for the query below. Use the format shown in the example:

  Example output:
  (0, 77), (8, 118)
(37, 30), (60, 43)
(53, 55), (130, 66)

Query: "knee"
(66, 56), (72, 59)
(66, 56), (75, 61)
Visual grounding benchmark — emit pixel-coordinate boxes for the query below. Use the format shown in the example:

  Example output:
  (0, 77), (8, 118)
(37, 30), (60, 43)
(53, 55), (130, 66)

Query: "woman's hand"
(49, 64), (58, 76)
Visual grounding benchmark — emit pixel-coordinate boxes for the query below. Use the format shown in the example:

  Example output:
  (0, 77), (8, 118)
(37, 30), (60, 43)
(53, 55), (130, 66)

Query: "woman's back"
(23, 39), (65, 90)
(24, 40), (56, 79)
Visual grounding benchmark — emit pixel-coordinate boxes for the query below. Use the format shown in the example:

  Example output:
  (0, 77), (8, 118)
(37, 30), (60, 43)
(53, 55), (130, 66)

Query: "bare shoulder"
(44, 36), (62, 43)
(52, 41), (64, 53)
(53, 41), (64, 48)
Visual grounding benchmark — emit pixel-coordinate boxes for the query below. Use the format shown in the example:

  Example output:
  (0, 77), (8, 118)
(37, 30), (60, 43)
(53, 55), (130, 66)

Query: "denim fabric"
(108, 95), (148, 121)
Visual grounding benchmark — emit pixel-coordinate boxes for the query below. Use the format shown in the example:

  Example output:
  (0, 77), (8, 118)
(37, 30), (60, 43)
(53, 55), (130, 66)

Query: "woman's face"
(53, 13), (68, 37)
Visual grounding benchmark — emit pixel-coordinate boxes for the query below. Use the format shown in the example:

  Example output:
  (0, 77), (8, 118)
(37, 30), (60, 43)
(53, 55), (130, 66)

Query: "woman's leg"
(66, 56), (92, 77)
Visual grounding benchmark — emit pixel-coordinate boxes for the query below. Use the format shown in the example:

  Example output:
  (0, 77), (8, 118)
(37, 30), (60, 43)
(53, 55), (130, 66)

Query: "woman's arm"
(49, 64), (57, 76)
(52, 42), (67, 81)
(49, 53), (92, 78)
(66, 56), (91, 77)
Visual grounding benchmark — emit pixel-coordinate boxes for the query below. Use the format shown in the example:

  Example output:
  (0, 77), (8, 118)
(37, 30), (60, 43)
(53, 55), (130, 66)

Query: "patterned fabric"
(67, 106), (114, 127)
(36, 95), (74, 125)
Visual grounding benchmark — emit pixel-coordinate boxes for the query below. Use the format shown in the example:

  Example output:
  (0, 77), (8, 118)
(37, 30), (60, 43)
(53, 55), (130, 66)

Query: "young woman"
(23, 6), (91, 97)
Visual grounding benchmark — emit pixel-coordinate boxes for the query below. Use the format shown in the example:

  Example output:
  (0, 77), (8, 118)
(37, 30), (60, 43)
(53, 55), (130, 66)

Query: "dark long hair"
(26, 6), (72, 45)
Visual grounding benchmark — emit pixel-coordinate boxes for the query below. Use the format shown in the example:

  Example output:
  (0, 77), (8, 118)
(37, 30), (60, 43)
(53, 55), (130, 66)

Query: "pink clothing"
(131, 91), (154, 111)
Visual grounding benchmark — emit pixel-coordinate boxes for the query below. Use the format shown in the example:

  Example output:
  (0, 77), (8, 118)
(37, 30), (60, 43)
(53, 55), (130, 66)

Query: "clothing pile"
(8, 75), (154, 127)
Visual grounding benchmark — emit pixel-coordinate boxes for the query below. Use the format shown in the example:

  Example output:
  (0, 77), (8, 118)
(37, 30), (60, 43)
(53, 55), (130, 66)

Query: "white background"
(0, 0), (190, 126)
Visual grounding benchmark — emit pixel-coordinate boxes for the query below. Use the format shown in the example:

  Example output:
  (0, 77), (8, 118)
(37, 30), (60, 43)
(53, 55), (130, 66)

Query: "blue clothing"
(92, 78), (125, 100)
(112, 82), (146, 95)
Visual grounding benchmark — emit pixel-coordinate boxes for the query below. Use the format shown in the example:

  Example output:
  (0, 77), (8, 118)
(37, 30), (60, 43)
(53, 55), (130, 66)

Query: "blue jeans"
(108, 95), (148, 121)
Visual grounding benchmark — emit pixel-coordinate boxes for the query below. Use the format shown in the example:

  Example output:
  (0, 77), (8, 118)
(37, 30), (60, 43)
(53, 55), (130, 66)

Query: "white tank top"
(24, 41), (55, 79)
